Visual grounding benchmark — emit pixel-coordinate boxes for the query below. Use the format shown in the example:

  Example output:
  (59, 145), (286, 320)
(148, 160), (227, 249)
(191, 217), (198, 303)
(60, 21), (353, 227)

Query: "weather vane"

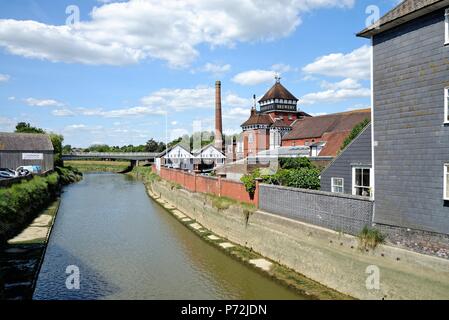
(275, 74), (281, 83)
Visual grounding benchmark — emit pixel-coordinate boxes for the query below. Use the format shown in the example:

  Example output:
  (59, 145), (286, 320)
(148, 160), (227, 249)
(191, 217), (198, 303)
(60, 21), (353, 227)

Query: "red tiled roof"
(318, 131), (351, 157)
(283, 108), (371, 141)
(259, 82), (298, 102)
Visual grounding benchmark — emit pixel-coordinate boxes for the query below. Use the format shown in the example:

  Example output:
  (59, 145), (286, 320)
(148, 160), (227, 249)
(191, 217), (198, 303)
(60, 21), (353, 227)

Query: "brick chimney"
(214, 81), (223, 151)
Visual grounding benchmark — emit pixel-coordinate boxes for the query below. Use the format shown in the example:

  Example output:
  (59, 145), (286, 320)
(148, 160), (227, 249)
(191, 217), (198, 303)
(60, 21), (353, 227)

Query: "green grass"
(64, 160), (130, 173)
(0, 167), (80, 244)
(357, 226), (386, 251)
(206, 193), (256, 213)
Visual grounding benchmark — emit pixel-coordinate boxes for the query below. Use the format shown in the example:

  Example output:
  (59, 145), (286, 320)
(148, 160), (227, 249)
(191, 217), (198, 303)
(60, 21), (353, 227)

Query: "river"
(33, 173), (306, 300)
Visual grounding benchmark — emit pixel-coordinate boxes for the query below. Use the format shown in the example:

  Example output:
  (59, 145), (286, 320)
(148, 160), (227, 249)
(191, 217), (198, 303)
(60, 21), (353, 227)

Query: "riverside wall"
(150, 179), (449, 300)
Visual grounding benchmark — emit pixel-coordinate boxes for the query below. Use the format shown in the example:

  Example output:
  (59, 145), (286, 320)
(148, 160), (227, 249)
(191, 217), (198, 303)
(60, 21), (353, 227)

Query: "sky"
(0, 0), (400, 148)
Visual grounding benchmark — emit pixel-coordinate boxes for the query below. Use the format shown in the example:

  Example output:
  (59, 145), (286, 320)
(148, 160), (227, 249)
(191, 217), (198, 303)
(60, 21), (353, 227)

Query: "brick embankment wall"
(157, 167), (257, 205)
(150, 179), (449, 300)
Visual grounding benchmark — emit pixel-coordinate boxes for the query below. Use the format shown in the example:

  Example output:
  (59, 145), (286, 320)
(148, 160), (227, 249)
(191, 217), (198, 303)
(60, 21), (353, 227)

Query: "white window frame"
(331, 178), (344, 194)
(352, 167), (373, 197)
(445, 87), (449, 124)
(444, 164), (449, 200)
(445, 9), (449, 45)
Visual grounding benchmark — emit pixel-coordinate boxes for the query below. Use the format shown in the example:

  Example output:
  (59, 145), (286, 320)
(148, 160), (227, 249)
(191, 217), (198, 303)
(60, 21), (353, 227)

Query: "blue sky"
(0, 0), (398, 147)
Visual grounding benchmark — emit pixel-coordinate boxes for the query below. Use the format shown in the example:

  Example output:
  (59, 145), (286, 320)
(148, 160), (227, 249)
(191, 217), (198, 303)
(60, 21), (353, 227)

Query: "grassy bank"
(0, 167), (82, 244)
(64, 160), (130, 173)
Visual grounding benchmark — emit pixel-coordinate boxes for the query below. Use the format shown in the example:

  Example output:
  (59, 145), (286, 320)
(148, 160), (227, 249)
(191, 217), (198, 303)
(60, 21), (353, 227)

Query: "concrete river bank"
(33, 173), (305, 300)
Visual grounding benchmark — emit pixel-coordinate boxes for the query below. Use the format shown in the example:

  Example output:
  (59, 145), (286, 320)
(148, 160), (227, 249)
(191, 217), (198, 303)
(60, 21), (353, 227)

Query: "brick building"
(282, 109), (371, 157)
(239, 77), (310, 158)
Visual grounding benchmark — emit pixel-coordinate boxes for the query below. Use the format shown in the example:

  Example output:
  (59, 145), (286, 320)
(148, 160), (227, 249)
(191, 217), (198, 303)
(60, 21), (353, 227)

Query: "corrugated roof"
(358, 0), (448, 38)
(0, 132), (54, 151)
(259, 82), (298, 102)
(283, 109), (371, 141)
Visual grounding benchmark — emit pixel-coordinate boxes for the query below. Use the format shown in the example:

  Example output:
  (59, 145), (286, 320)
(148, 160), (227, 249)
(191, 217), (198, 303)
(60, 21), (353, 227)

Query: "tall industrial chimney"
(214, 81), (223, 151)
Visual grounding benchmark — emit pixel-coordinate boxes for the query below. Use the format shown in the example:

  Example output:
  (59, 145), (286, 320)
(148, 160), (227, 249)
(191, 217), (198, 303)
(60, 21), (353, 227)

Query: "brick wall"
(157, 167), (257, 205)
(259, 184), (373, 235)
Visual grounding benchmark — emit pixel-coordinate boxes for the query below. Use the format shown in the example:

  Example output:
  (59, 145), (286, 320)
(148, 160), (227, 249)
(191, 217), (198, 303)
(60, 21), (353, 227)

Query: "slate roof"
(241, 110), (274, 127)
(283, 109), (371, 141)
(0, 132), (54, 151)
(358, 0), (448, 38)
(259, 82), (298, 103)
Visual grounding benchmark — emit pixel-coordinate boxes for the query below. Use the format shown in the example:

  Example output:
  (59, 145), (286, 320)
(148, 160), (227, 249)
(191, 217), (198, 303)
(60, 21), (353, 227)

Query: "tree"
(50, 134), (64, 167)
(62, 145), (72, 155)
(340, 118), (370, 151)
(145, 139), (159, 152)
(15, 122), (45, 134)
(279, 157), (314, 170)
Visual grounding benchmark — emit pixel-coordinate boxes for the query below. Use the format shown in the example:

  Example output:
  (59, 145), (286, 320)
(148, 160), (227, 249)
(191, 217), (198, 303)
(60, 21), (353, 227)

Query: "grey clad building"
(321, 124), (372, 197)
(358, 0), (449, 235)
(0, 132), (54, 172)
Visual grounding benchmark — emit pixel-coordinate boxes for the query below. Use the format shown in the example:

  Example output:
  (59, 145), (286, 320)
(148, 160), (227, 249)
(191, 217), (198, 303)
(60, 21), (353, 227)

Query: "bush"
(270, 168), (321, 190)
(241, 169), (261, 199)
(357, 226), (386, 250)
(340, 118), (370, 151)
(279, 157), (314, 170)
(0, 167), (82, 243)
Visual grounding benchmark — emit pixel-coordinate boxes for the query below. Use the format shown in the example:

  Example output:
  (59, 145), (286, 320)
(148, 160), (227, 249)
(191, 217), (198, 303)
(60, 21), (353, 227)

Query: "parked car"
(16, 168), (30, 176)
(0, 170), (16, 179)
(16, 166), (41, 174)
(0, 168), (18, 178)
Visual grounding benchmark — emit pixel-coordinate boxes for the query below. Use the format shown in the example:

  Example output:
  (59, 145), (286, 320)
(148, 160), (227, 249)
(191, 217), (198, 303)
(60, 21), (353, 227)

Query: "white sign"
(22, 153), (43, 160)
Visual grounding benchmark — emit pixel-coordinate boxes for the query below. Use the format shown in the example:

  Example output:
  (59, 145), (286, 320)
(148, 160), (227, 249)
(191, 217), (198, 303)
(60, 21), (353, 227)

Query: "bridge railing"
(67, 152), (159, 157)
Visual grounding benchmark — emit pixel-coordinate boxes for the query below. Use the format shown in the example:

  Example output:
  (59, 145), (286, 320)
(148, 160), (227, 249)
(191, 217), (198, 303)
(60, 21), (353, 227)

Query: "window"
(444, 9), (449, 44)
(331, 178), (344, 193)
(445, 164), (449, 200)
(352, 167), (371, 196)
(445, 88), (449, 123)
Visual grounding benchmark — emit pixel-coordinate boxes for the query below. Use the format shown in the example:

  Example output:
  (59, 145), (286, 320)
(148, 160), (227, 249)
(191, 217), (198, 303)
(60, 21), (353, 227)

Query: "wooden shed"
(0, 132), (54, 172)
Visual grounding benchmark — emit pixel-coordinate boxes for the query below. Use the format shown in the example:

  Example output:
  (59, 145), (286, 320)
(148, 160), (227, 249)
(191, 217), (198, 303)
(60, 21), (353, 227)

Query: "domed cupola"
(258, 76), (298, 114)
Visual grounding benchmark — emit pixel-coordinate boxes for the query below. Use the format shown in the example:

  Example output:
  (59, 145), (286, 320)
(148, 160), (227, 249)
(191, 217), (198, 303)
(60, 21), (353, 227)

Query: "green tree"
(50, 133), (64, 167)
(62, 145), (72, 154)
(340, 118), (370, 151)
(15, 122), (45, 134)
(279, 157), (314, 170)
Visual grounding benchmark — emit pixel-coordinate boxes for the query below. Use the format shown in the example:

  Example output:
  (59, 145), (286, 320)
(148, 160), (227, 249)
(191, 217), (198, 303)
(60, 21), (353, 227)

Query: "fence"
(259, 184), (373, 235)
(156, 166), (257, 205)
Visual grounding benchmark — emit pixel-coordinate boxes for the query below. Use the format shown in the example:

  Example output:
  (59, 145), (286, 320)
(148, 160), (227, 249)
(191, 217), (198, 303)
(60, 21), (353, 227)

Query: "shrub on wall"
(269, 168), (321, 190)
(279, 157), (315, 170)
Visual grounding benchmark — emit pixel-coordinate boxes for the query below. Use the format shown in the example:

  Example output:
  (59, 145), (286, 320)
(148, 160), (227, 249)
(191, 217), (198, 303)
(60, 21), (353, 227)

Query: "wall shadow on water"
(33, 244), (120, 300)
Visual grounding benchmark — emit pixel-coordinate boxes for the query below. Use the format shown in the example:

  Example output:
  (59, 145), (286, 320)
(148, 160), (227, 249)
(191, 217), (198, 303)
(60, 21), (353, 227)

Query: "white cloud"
(320, 78), (362, 90)
(232, 70), (276, 86)
(302, 45), (371, 80)
(52, 109), (75, 117)
(0, 74), (10, 82)
(299, 86), (371, 105)
(24, 97), (64, 107)
(8, 96), (15, 100)
(271, 63), (292, 73)
(196, 63), (231, 75)
(0, 0), (355, 67)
